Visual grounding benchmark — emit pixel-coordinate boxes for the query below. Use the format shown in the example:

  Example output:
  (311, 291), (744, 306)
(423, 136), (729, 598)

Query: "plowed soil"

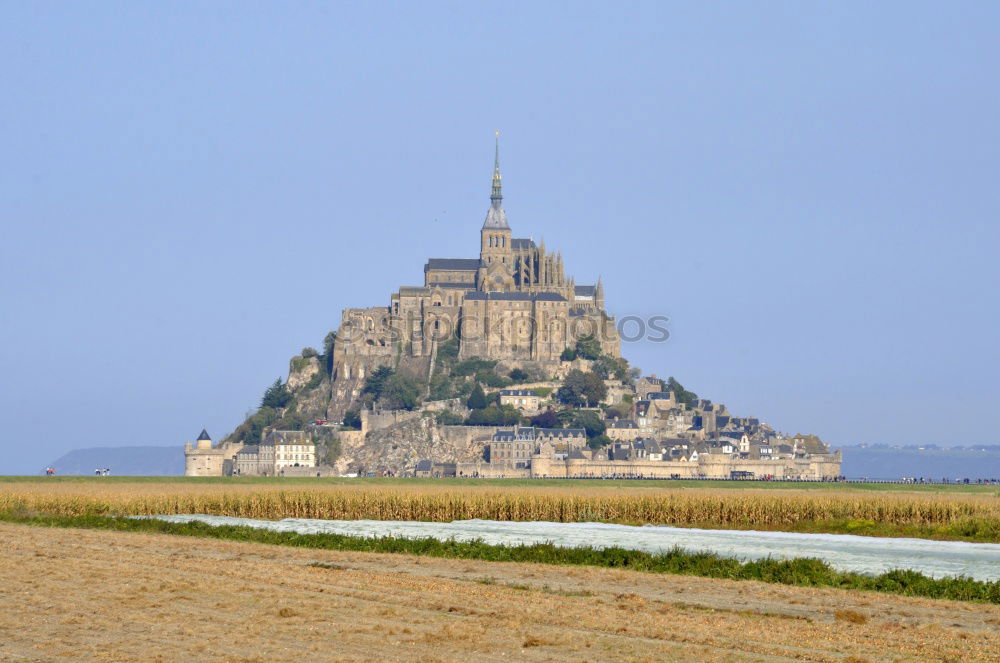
(0, 522), (996, 662)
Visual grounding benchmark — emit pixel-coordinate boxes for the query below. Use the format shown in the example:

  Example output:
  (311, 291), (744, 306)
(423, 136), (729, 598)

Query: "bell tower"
(480, 131), (513, 268)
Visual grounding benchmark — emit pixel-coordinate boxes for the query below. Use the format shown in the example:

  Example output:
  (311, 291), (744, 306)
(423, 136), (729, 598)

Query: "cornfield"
(2, 482), (998, 536)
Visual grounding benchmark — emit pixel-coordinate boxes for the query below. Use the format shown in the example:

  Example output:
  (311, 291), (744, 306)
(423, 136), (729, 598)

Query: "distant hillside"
(47, 446), (183, 476)
(837, 445), (1000, 481)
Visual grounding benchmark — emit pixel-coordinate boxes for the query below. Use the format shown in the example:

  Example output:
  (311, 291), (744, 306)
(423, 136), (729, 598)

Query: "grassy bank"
(2, 510), (997, 605)
(2, 480), (998, 542)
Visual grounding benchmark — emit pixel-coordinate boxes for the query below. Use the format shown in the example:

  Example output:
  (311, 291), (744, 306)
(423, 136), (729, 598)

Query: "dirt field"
(0, 523), (997, 662)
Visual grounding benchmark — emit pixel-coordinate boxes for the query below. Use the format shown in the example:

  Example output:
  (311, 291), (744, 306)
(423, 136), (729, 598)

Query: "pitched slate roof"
(492, 426), (538, 442)
(197, 429), (211, 441)
(536, 428), (586, 438)
(464, 291), (567, 302)
(425, 258), (481, 272)
(483, 205), (509, 229)
(511, 238), (536, 250)
(415, 460), (432, 472)
(500, 389), (536, 396)
(428, 282), (474, 289)
(574, 285), (597, 297)
(611, 447), (631, 461)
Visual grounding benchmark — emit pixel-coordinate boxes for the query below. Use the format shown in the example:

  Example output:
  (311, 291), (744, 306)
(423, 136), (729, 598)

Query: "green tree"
(593, 355), (630, 381)
(667, 376), (698, 406)
(582, 371), (608, 406)
(261, 378), (292, 409)
(300, 347), (318, 359)
(569, 410), (607, 439)
(558, 369), (607, 407)
(323, 331), (337, 355)
(452, 357), (497, 377)
(434, 410), (465, 425)
(557, 369), (587, 407)
(530, 409), (561, 429)
(509, 368), (529, 382)
(556, 409), (578, 427)
(467, 383), (488, 410)
(605, 404), (630, 420)
(322, 331), (337, 375)
(560, 347), (577, 361)
(466, 404), (521, 426)
(362, 366), (394, 401)
(276, 409), (308, 431)
(235, 406), (279, 444)
(476, 369), (509, 388)
(381, 373), (422, 410)
(588, 433), (612, 450)
(428, 373), (453, 401)
(342, 409), (362, 430)
(574, 334), (602, 360)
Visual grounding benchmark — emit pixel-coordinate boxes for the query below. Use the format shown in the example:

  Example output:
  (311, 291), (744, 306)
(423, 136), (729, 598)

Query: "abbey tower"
(328, 137), (618, 415)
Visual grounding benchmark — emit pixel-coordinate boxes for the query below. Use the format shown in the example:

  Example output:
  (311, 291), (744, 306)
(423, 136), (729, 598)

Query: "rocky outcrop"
(335, 414), (486, 475)
(287, 355), (321, 391)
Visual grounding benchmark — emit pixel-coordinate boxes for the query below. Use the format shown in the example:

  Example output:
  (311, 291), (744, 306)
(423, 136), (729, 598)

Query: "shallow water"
(147, 514), (1000, 581)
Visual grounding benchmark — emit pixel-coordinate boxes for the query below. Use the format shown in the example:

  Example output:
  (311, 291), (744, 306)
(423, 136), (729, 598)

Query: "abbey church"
(331, 138), (620, 397)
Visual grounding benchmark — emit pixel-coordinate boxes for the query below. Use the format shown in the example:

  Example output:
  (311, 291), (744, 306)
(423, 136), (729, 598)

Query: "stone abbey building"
(330, 139), (619, 408)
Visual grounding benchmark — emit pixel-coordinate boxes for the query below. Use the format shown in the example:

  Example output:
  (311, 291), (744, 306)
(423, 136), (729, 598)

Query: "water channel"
(148, 514), (1000, 581)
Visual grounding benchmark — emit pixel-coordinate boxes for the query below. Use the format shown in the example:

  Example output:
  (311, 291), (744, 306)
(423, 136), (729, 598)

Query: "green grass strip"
(3, 510), (997, 604)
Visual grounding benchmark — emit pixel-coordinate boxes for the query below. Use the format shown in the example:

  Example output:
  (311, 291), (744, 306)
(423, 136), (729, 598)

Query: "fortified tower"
(184, 429), (241, 476)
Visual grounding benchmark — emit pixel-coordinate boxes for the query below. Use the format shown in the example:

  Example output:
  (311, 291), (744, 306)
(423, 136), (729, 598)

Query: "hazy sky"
(2, 2), (998, 473)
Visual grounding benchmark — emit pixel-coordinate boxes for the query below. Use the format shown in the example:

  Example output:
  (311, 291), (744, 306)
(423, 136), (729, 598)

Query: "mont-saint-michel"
(9, 6), (1000, 660)
(186, 139), (842, 480)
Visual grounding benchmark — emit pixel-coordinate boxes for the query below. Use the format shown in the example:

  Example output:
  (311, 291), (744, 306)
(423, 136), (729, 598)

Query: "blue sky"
(2, 2), (998, 473)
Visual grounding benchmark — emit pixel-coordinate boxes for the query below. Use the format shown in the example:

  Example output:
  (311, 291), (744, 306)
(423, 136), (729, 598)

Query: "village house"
(232, 430), (316, 476)
(634, 376), (664, 401)
(499, 388), (542, 413)
(606, 419), (640, 441)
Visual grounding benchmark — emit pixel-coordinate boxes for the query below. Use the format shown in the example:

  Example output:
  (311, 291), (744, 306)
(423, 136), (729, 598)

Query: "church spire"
(490, 130), (502, 209)
(482, 131), (510, 230)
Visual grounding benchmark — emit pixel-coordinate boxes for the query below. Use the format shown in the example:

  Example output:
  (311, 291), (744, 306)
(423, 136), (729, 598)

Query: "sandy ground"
(0, 523), (996, 662)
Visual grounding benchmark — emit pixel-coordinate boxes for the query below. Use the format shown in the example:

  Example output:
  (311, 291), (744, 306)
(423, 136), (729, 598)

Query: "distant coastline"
(835, 444), (1000, 481)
